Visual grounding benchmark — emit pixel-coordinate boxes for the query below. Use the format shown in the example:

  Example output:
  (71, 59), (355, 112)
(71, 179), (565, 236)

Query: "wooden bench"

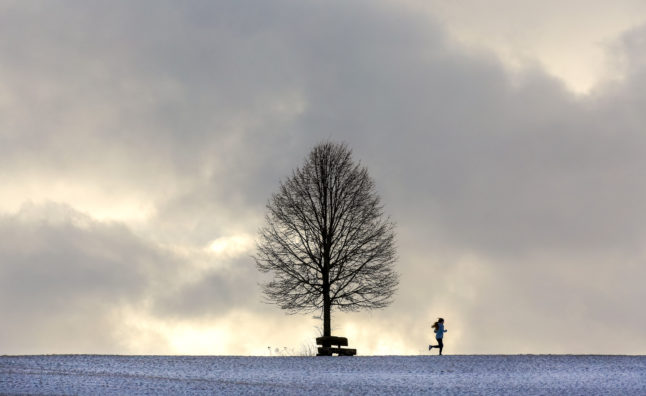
(316, 336), (357, 356)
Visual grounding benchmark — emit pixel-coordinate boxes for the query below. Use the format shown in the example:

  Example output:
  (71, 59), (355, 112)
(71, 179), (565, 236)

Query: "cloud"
(0, 203), (262, 353)
(0, 203), (165, 353)
(412, 0), (646, 93)
(1, 1), (645, 354)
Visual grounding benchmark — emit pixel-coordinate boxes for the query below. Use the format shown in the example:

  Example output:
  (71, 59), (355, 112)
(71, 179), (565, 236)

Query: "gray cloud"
(1, 1), (645, 354)
(0, 203), (166, 353)
(150, 256), (262, 320)
(0, 203), (260, 353)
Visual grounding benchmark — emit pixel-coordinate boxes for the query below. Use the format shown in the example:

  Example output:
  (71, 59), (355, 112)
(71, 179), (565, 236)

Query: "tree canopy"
(255, 142), (398, 336)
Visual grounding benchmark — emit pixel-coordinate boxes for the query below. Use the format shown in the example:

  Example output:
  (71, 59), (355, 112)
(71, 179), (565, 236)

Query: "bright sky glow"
(418, 0), (646, 93)
(208, 235), (255, 258)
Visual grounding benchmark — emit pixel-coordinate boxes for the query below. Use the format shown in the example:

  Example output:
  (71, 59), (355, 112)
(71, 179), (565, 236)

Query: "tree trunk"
(322, 208), (332, 338)
(323, 276), (332, 337)
(323, 297), (332, 337)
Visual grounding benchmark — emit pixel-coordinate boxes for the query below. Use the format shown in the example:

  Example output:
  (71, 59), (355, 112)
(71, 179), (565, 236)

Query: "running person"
(428, 318), (447, 355)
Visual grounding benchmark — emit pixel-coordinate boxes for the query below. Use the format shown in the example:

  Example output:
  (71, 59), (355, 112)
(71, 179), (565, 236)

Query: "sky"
(2, 0), (646, 356)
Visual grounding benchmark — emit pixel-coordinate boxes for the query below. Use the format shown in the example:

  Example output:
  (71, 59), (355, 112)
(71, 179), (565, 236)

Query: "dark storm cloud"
(283, 12), (646, 258)
(1, 0), (645, 353)
(0, 0), (305, 196)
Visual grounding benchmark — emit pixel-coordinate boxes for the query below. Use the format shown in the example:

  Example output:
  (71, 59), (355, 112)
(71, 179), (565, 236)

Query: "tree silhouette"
(255, 142), (398, 337)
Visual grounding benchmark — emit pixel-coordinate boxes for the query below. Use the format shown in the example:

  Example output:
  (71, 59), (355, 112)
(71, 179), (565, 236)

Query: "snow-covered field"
(1, 355), (645, 395)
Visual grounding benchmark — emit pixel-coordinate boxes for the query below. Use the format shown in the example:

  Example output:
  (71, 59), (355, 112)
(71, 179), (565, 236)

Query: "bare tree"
(255, 142), (398, 337)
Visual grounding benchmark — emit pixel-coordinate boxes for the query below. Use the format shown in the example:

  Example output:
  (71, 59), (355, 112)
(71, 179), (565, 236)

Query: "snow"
(1, 355), (645, 395)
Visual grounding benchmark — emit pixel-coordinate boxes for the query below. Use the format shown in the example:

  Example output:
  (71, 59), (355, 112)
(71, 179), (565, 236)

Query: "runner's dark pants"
(435, 338), (443, 355)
